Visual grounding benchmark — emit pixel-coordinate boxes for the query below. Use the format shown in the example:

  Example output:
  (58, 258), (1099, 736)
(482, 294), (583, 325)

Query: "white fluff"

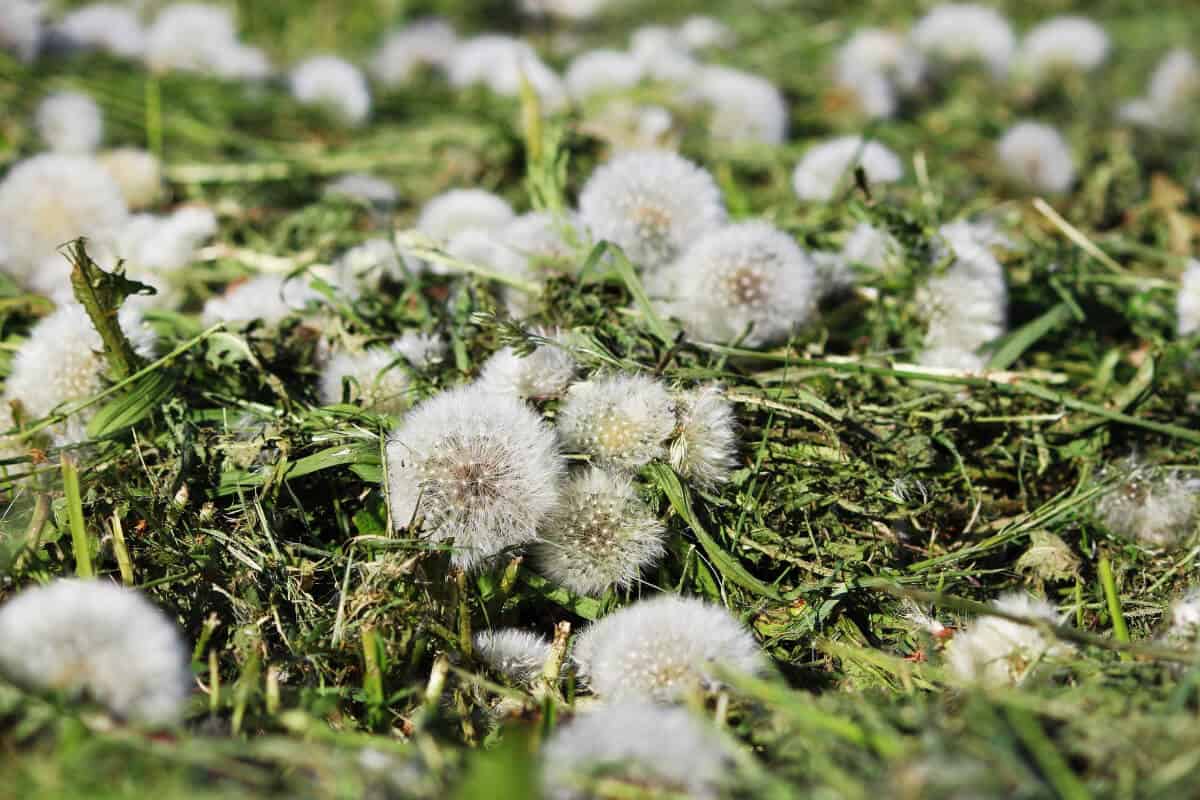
(581, 101), (675, 151)
(97, 206), (217, 305)
(578, 150), (727, 273)
(556, 373), (675, 470)
(478, 333), (577, 401)
(0, 579), (189, 725)
(417, 189), (515, 243)
(664, 220), (819, 348)
(290, 56), (371, 126)
(792, 135), (903, 202)
(910, 3), (1016, 78)
(1165, 588), (1200, 645)
(1016, 16), (1109, 81)
(55, 3), (146, 58)
(944, 592), (1074, 687)
(144, 3), (269, 79)
(35, 91), (103, 154)
(1178, 258), (1200, 337)
(687, 65), (788, 146)
(565, 49), (644, 100)
(669, 384), (738, 489)
(386, 382), (565, 570)
(202, 274), (319, 326)
(318, 348), (413, 414)
(392, 330), (447, 369)
(445, 228), (538, 316)
(448, 35), (567, 112)
(534, 467), (666, 596)
(1096, 461), (1199, 549)
(841, 222), (902, 272)
(474, 629), (551, 685)
(573, 594), (764, 701)
(98, 148), (163, 209)
(1119, 49), (1200, 131)
(324, 173), (398, 209)
(370, 18), (457, 86)
(335, 237), (407, 294)
(542, 702), (734, 800)
(629, 25), (697, 83)
(520, 0), (611, 21)
(678, 16), (734, 50)
(501, 211), (581, 274)
(995, 121), (1075, 194)
(0, 0), (43, 62)
(835, 28), (926, 119)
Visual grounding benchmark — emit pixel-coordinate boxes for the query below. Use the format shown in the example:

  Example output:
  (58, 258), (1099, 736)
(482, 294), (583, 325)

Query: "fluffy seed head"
(1178, 259), (1200, 337)
(842, 221), (902, 272)
(910, 3), (1016, 78)
(144, 3), (268, 78)
(202, 274), (320, 326)
(392, 330), (447, 369)
(0, 579), (189, 725)
(565, 49), (643, 100)
(478, 333), (577, 401)
(289, 56), (371, 126)
(386, 383), (565, 570)
(686, 65), (788, 146)
(542, 702), (735, 800)
(835, 29), (926, 119)
(581, 101), (675, 151)
(573, 594), (764, 701)
(669, 384), (737, 489)
(325, 173), (398, 210)
(0, 0), (43, 62)
(445, 228), (538, 316)
(448, 35), (567, 111)
(665, 221), (819, 347)
(501, 211), (581, 274)
(1096, 461), (1199, 549)
(335, 238), (407, 295)
(35, 91), (103, 154)
(416, 189), (515, 257)
(996, 121), (1075, 194)
(534, 467), (666, 596)
(629, 25), (697, 83)
(370, 18), (457, 86)
(474, 629), (551, 685)
(98, 148), (163, 209)
(319, 348), (413, 414)
(1016, 16), (1109, 81)
(1121, 49), (1200, 131)
(1165, 588), (1200, 645)
(944, 592), (1074, 687)
(679, 16), (734, 50)
(792, 135), (903, 202)
(578, 150), (726, 273)
(55, 3), (146, 58)
(556, 373), (675, 469)
(520, 0), (611, 21)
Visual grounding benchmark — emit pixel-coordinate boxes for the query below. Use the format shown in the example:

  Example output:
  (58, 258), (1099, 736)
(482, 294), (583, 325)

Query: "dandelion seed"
(792, 135), (903, 202)
(55, 3), (146, 59)
(35, 90), (103, 155)
(386, 383), (564, 570)
(996, 121), (1075, 194)
(1120, 48), (1200, 131)
(318, 348), (413, 414)
(370, 18), (457, 86)
(542, 702), (735, 800)
(1096, 460), (1199, 549)
(1016, 16), (1109, 82)
(910, 3), (1016, 79)
(663, 221), (819, 348)
(290, 56), (371, 126)
(0, 579), (189, 725)
(578, 150), (726, 274)
(448, 35), (567, 111)
(1178, 259), (1200, 337)
(474, 629), (551, 685)
(686, 65), (788, 145)
(943, 592), (1074, 687)
(478, 332), (577, 401)
(678, 16), (734, 51)
(535, 467), (665, 596)
(669, 384), (737, 489)
(573, 594), (764, 701)
(0, 0), (43, 62)
(557, 373), (675, 470)
(97, 148), (163, 210)
(565, 49), (644, 101)
(324, 173), (398, 211)
(202, 274), (320, 326)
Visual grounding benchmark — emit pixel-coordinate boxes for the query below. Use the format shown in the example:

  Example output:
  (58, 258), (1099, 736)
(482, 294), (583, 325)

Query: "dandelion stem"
(61, 454), (92, 578)
(1098, 552), (1131, 657)
(66, 238), (151, 383)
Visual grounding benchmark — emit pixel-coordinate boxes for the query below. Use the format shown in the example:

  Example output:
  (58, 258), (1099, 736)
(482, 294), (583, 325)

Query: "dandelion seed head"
(417, 189), (515, 249)
(98, 148), (163, 210)
(1148, 49), (1200, 111)
(319, 348), (412, 414)
(679, 16), (734, 51)
(582, 101), (675, 151)
(565, 49), (644, 100)
(144, 3), (267, 78)
(448, 35), (567, 111)
(842, 222), (902, 272)
(837, 28), (926, 93)
(1166, 588), (1200, 644)
(1178, 259), (1200, 337)
(687, 65), (788, 145)
(444, 228), (537, 316)
(944, 592), (1074, 687)
(520, 0), (611, 21)
(669, 384), (737, 489)
(202, 274), (320, 326)
(1017, 16), (1109, 80)
(0, 0), (43, 62)
(578, 150), (726, 273)
(501, 211), (580, 274)
(35, 90), (104, 155)
(557, 373), (675, 469)
(290, 56), (371, 126)
(629, 25), (697, 83)
(335, 238), (406, 295)
(386, 383), (564, 570)
(55, 3), (146, 59)
(910, 3), (1016, 78)
(474, 629), (551, 685)
(542, 702), (734, 800)
(478, 332), (577, 401)
(573, 594), (764, 701)
(393, 330), (447, 369)
(1096, 461), (1199, 549)
(370, 18), (457, 86)
(325, 173), (398, 210)
(996, 121), (1075, 194)
(793, 136), (903, 203)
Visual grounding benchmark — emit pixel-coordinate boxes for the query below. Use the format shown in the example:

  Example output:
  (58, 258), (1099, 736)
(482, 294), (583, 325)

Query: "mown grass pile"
(1, 0), (1200, 798)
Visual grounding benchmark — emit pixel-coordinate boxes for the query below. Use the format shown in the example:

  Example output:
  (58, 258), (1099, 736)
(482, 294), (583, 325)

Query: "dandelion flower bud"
(573, 594), (764, 701)
(792, 135), (902, 202)
(578, 150), (726, 273)
(542, 702), (736, 800)
(1178, 259), (1200, 337)
(0, 579), (190, 725)
(1016, 16), (1109, 82)
(664, 221), (819, 347)
(557, 373), (675, 469)
(995, 121), (1075, 194)
(669, 384), (737, 489)
(386, 383), (565, 570)
(289, 56), (371, 126)
(478, 333), (577, 401)
(910, 4), (1016, 79)
(686, 65), (788, 146)
(944, 592), (1074, 687)
(319, 348), (413, 414)
(474, 629), (552, 685)
(535, 467), (666, 596)
(370, 18), (457, 87)
(55, 3), (146, 59)
(1095, 460), (1199, 549)
(565, 49), (643, 100)
(35, 90), (104, 154)
(98, 148), (163, 210)
(202, 274), (320, 326)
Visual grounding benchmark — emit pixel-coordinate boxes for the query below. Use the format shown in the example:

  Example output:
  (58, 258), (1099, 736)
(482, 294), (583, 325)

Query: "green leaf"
(86, 370), (176, 439)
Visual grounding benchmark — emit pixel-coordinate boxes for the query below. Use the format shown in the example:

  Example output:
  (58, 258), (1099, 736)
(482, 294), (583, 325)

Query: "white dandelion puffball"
(35, 90), (104, 154)
(0, 0), (43, 62)
(290, 56), (371, 126)
(202, 274), (319, 326)
(995, 121), (1075, 194)
(319, 348), (412, 414)
(1178, 259), (1200, 337)
(1121, 49), (1200, 131)
(910, 3), (1016, 78)
(478, 334), (577, 401)
(474, 629), (551, 685)
(842, 222), (902, 272)
(793, 136), (903, 202)
(557, 373), (675, 469)
(416, 189), (516, 257)
(448, 35), (567, 112)
(501, 211), (581, 273)
(574, 594), (764, 701)
(370, 18), (457, 86)
(386, 383), (565, 570)
(665, 221), (819, 348)
(679, 16), (734, 50)
(55, 3), (146, 59)
(211, 42), (272, 81)
(392, 330), (447, 369)
(582, 101), (676, 152)
(1165, 588), (1200, 645)
(944, 592), (1074, 687)
(835, 28), (926, 119)
(5, 304), (155, 446)
(335, 237), (406, 294)
(629, 25), (697, 83)
(565, 49), (644, 101)
(578, 150), (727, 273)
(0, 579), (189, 725)
(670, 384), (737, 489)
(0, 154), (129, 294)
(144, 3), (237, 73)
(542, 702), (735, 800)
(97, 206), (218, 304)
(520, 0), (611, 21)
(444, 229), (538, 316)
(1016, 16), (1109, 81)
(534, 467), (666, 596)
(1096, 462), (1199, 549)
(98, 148), (163, 210)
(325, 174), (398, 210)
(687, 65), (788, 146)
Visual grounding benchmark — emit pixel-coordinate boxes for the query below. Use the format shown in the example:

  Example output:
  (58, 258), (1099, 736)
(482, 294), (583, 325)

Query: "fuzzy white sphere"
(542, 702), (735, 800)
(474, 629), (551, 685)
(202, 274), (319, 326)
(445, 228), (537, 316)
(325, 173), (398, 210)
(393, 330), (447, 369)
(910, 3), (1016, 78)
(835, 28), (926, 119)
(996, 121), (1075, 194)
(0, 579), (189, 725)
(792, 135), (903, 202)
(557, 373), (675, 469)
(582, 101), (676, 151)
(578, 150), (727, 273)
(520, 0), (611, 21)
(1096, 462), (1199, 549)
(501, 211), (581, 274)
(0, 0), (43, 62)
(1017, 16), (1109, 81)
(669, 384), (737, 489)
(448, 35), (567, 112)
(35, 91), (104, 154)
(478, 333), (577, 401)
(842, 222), (902, 272)
(98, 206), (217, 307)
(97, 148), (163, 210)
(565, 49), (644, 101)
(687, 65), (788, 146)
(1178, 259), (1200, 337)
(679, 16), (734, 50)
(289, 56), (371, 126)
(56, 3), (146, 59)
(665, 221), (819, 348)
(944, 592), (1074, 687)
(534, 467), (666, 596)
(1165, 588), (1200, 645)
(4, 303), (155, 445)
(145, 3), (240, 74)
(335, 238), (407, 295)
(629, 25), (697, 83)
(370, 18), (457, 86)
(386, 383), (565, 570)
(574, 594), (764, 701)
(319, 348), (413, 414)
(416, 189), (516, 262)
